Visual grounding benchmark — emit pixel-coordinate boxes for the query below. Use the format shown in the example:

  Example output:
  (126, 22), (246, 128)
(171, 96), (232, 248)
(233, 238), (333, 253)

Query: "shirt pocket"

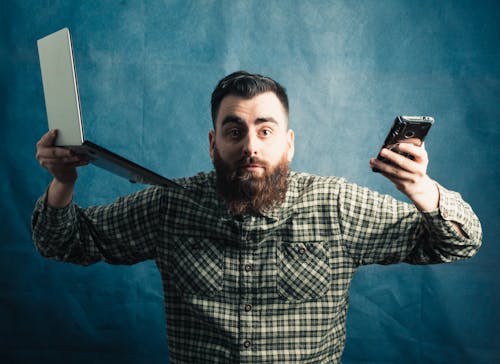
(169, 237), (225, 296)
(277, 241), (330, 301)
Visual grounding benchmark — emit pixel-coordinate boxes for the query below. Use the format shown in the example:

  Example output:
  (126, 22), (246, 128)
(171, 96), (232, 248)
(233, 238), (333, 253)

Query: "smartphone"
(372, 115), (434, 172)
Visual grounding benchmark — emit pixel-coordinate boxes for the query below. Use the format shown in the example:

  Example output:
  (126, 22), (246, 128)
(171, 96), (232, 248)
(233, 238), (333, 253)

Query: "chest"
(157, 212), (356, 304)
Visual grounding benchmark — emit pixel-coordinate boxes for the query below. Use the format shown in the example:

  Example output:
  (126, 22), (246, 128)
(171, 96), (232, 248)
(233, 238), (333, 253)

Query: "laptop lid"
(37, 28), (83, 146)
(37, 28), (180, 188)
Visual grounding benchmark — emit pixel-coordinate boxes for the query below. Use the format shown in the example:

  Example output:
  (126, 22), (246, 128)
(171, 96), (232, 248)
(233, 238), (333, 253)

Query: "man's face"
(209, 92), (295, 214)
(209, 92), (294, 176)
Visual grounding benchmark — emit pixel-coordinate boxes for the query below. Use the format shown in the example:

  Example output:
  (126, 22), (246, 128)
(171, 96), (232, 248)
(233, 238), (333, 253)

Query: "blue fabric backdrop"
(1, 0), (498, 363)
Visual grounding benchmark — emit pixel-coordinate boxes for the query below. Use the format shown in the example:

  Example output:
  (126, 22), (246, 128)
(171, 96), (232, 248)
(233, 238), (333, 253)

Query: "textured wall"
(1, 0), (498, 363)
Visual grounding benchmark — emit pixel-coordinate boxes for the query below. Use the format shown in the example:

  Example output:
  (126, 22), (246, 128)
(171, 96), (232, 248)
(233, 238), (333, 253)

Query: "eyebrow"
(220, 115), (279, 127)
(221, 115), (244, 127)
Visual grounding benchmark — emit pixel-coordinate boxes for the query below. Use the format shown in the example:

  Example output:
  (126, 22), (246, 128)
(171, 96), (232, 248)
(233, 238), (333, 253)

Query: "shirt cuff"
(34, 191), (76, 226)
(420, 183), (475, 240)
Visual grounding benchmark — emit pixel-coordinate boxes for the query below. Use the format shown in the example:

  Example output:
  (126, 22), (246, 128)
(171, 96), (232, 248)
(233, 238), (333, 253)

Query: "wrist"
(410, 177), (440, 212)
(47, 178), (75, 208)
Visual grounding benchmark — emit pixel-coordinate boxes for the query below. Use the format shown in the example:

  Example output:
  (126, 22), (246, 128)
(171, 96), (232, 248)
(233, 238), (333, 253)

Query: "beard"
(213, 149), (289, 215)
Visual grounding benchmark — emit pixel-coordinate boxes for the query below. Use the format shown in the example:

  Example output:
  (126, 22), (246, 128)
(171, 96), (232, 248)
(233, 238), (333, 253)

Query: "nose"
(242, 133), (259, 157)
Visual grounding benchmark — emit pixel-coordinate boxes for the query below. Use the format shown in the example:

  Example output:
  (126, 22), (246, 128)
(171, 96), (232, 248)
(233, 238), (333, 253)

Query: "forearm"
(339, 180), (482, 265)
(31, 192), (101, 265)
(411, 184), (482, 263)
(47, 178), (75, 208)
(32, 186), (165, 265)
(408, 177), (467, 238)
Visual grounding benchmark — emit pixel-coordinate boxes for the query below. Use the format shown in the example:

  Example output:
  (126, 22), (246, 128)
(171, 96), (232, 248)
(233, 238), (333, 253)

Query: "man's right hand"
(36, 130), (88, 207)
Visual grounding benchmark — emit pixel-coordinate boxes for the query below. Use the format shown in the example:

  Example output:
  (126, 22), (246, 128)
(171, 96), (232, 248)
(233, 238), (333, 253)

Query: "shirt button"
(244, 264), (253, 272)
(243, 340), (252, 348)
(244, 304), (252, 312)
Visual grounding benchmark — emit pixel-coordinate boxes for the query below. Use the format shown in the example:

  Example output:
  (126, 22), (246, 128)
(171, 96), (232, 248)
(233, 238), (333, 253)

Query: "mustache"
(234, 157), (268, 181)
(237, 156), (268, 167)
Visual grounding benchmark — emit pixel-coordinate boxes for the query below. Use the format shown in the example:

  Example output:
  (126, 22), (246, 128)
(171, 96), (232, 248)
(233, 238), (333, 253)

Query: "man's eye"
(261, 129), (273, 136)
(228, 129), (242, 138)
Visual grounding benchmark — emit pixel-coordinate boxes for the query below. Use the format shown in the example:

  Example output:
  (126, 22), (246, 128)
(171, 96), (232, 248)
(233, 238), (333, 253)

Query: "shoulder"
(162, 171), (220, 210)
(282, 171), (348, 209)
(288, 170), (346, 191)
(171, 171), (216, 191)
(126, 172), (216, 205)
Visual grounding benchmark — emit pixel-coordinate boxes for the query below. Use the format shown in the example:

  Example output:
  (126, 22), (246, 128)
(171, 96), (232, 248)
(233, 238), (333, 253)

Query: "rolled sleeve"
(32, 186), (166, 266)
(33, 192), (76, 226)
(420, 183), (482, 260)
(32, 192), (78, 255)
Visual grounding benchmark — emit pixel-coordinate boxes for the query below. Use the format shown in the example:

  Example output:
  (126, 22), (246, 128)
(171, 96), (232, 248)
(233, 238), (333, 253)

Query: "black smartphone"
(372, 115), (434, 172)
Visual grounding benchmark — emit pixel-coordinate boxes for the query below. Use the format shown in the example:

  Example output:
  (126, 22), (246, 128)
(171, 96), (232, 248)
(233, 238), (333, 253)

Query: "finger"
(378, 148), (420, 172)
(381, 166), (417, 182)
(378, 171), (410, 193)
(42, 151), (89, 164)
(37, 129), (58, 147)
(40, 155), (81, 164)
(40, 157), (88, 169)
(37, 145), (73, 160)
(396, 142), (428, 163)
(371, 158), (417, 181)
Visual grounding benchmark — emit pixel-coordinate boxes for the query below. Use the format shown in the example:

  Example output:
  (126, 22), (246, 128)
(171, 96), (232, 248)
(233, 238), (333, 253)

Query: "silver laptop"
(37, 28), (180, 188)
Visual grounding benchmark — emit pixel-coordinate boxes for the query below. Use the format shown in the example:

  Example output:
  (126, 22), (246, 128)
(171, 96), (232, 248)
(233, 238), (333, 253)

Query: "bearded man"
(33, 71), (482, 363)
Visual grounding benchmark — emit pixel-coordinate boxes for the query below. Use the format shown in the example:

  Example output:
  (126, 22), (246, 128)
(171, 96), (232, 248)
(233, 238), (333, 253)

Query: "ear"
(208, 130), (216, 161)
(286, 129), (295, 162)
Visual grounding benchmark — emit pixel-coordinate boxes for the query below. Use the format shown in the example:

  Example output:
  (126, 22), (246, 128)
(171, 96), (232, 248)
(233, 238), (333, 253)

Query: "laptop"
(37, 28), (180, 188)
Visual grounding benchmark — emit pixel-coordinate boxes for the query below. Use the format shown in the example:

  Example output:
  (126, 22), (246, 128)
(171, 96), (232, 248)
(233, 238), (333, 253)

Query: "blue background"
(1, 0), (498, 363)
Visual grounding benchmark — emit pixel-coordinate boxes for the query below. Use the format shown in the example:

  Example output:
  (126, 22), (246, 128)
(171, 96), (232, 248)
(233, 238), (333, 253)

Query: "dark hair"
(210, 71), (289, 128)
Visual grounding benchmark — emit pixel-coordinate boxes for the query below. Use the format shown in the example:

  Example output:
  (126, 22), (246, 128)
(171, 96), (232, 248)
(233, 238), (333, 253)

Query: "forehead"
(216, 92), (288, 128)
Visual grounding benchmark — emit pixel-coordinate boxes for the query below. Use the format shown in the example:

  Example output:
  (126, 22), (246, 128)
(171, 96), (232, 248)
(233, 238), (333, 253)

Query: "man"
(33, 71), (482, 363)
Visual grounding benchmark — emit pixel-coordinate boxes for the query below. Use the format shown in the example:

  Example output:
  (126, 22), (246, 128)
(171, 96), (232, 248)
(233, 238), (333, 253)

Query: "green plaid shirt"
(32, 171), (482, 363)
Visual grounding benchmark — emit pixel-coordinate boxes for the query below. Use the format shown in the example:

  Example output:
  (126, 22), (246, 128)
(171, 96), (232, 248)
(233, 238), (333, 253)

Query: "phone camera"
(404, 130), (415, 138)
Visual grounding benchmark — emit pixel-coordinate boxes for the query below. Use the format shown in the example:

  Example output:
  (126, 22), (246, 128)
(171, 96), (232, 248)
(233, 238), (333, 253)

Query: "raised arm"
(369, 142), (467, 237)
(35, 129), (88, 207)
(33, 130), (163, 266)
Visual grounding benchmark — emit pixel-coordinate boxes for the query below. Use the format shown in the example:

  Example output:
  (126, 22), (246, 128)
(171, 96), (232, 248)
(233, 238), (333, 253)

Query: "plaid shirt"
(32, 171), (482, 363)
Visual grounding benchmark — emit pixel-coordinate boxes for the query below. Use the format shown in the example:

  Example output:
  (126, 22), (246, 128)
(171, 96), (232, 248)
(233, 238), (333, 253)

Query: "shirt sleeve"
(31, 186), (166, 266)
(337, 180), (482, 266)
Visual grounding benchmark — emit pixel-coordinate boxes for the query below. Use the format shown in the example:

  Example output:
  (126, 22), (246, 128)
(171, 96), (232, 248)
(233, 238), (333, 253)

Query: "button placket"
(241, 257), (256, 349)
(240, 217), (258, 355)
(239, 215), (266, 356)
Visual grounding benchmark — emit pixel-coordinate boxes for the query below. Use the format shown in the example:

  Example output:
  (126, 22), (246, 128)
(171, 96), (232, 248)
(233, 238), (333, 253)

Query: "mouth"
(237, 158), (266, 173)
(240, 164), (264, 172)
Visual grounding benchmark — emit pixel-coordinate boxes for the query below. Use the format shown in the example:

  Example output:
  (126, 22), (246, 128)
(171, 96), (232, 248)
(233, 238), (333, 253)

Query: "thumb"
(40, 129), (58, 146)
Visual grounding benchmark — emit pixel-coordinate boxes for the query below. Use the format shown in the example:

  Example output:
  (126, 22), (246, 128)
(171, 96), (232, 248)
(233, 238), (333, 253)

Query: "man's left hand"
(369, 142), (439, 212)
